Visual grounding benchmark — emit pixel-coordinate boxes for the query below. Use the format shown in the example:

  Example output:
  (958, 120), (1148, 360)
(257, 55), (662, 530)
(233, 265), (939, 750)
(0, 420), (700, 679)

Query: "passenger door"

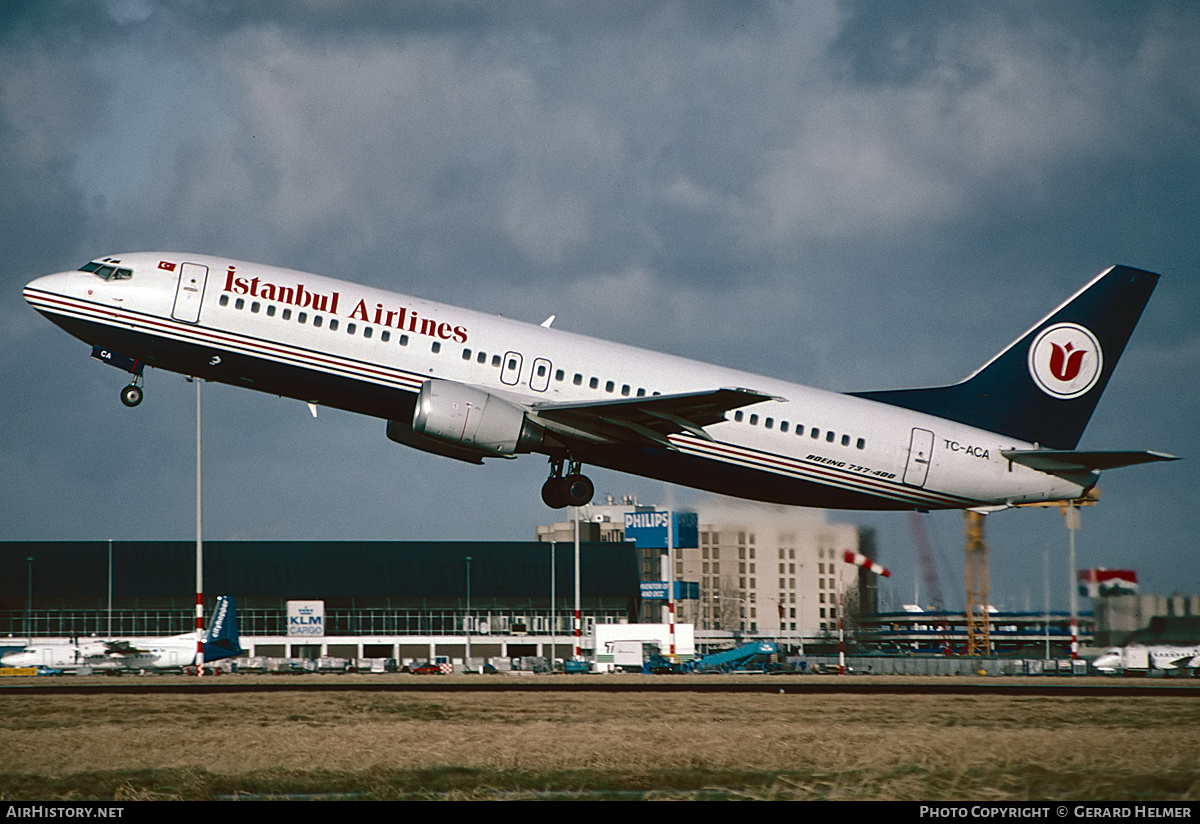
(903, 428), (935, 487)
(171, 262), (209, 323)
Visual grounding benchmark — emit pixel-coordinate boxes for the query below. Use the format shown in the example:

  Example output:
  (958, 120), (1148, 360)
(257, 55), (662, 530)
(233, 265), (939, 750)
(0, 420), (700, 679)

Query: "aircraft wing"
(1002, 449), (1178, 476)
(1164, 654), (1200, 669)
(104, 640), (149, 656)
(530, 387), (779, 448)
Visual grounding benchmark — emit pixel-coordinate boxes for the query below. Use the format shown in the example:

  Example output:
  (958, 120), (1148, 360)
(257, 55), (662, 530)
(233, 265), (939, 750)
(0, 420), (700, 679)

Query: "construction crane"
(966, 490), (1101, 659)
(909, 512), (955, 655)
(908, 512), (947, 612)
(964, 511), (990, 657)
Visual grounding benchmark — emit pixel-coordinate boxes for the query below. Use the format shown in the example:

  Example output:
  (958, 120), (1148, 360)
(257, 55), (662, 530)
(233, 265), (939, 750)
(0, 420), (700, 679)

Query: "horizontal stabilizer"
(1002, 449), (1178, 476)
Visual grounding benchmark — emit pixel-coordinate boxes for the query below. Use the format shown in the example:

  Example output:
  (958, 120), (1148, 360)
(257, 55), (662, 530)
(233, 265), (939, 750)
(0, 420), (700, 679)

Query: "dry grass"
(1, 677), (1198, 800)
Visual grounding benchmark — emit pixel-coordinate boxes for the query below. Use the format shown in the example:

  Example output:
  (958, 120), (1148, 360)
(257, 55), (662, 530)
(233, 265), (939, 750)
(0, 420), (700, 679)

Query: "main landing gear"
(541, 457), (595, 509)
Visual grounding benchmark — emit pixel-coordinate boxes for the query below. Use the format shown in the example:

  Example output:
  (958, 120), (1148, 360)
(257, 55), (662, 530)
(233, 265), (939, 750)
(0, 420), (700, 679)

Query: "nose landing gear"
(90, 347), (145, 407)
(119, 383), (144, 407)
(541, 457), (595, 509)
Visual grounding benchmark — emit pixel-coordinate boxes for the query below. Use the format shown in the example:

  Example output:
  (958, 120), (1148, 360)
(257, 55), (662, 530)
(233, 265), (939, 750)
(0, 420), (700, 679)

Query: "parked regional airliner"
(1092, 644), (1200, 674)
(23, 255), (1174, 510)
(0, 595), (242, 672)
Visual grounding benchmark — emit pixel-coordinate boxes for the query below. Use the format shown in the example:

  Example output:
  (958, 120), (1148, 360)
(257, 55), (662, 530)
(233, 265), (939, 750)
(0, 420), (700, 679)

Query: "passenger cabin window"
(329, 319), (339, 331)
(589, 377), (599, 389)
(250, 301), (260, 313)
(433, 341), (442, 353)
(219, 295), (229, 307)
(477, 352), (487, 364)
(346, 322), (356, 335)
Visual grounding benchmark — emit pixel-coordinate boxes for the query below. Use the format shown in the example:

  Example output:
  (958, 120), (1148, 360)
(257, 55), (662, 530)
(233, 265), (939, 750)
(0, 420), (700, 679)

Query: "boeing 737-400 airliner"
(23, 255), (1175, 510)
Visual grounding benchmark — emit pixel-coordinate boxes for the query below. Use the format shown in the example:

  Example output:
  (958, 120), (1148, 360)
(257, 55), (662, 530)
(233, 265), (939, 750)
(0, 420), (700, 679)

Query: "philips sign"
(287, 600), (325, 637)
(624, 510), (698, 549)
(641, 581), (700, 600)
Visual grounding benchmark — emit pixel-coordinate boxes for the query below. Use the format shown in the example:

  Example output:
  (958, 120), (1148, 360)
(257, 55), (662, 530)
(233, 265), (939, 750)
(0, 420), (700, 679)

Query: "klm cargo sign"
(288, 600), (325, 637)
(624, 510), (698, 549)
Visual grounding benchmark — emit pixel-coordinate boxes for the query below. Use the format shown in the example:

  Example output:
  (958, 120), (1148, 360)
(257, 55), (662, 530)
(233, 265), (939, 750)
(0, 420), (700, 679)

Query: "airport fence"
(795, 655), (1090, 676)
(0, 606), (631, 639)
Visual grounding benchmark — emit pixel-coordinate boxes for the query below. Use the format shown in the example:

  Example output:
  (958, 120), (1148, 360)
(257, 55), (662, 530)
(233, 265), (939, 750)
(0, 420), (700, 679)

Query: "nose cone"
(24, 270), (75, 302)
(0, 650), (30, 667)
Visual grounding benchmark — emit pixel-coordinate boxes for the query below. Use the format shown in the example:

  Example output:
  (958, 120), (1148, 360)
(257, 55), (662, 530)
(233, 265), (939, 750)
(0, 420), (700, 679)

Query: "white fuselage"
(1092, 645), (1200, 672)
(1, 635), (199, 671)
(24, 253), (1087, 510)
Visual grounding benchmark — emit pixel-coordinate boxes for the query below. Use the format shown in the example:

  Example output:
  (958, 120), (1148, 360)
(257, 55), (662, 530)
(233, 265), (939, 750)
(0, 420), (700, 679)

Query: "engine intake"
(412, 379), (544, 457)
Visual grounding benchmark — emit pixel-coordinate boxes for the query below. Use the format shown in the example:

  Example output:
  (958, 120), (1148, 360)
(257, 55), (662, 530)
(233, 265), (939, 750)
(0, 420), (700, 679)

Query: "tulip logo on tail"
(1028, 323), (1103, 399)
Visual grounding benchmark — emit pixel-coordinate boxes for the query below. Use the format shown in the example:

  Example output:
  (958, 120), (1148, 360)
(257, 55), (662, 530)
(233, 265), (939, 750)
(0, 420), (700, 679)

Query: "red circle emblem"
(1027, 322), (1103, 399)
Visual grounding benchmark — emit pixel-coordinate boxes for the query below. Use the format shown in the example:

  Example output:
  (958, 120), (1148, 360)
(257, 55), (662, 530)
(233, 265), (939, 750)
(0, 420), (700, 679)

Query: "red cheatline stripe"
(26, 290), (426, 391)
(669, 433), (977, 509)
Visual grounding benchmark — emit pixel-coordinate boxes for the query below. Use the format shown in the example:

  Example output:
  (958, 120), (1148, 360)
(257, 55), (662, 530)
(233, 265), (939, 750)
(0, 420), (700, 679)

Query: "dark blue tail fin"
(202, 595), (244, 662)
(850, 265), (1160, 449)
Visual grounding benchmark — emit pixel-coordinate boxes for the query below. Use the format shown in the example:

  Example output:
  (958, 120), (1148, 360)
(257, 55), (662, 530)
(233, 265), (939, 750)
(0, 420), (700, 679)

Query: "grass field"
(1, 676), (1198, 801)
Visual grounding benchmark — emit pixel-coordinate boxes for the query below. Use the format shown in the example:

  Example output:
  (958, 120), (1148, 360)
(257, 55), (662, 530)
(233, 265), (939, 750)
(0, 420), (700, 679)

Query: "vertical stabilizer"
(202, 595), (244, 662)
(850, 266), (1159, 449)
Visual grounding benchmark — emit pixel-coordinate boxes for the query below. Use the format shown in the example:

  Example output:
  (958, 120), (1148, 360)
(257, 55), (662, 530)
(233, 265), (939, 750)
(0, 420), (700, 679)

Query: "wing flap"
(531, 387), (778, 447)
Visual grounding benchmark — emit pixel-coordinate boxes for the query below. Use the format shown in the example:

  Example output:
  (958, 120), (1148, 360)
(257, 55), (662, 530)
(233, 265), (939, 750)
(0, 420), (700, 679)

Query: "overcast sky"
(2, 1), (1196, 612)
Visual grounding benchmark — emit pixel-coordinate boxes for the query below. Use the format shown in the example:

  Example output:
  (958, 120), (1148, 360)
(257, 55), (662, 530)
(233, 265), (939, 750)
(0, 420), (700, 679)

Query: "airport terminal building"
(0, 540), (639, 662)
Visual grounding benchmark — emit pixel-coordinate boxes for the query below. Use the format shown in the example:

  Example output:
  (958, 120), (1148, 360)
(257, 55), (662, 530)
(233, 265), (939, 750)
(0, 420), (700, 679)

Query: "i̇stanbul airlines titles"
(23, 254), (1175, 511)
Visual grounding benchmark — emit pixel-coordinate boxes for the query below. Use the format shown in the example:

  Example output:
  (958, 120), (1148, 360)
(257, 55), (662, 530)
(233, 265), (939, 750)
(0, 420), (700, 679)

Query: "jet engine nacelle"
(410, 379), (544, 458)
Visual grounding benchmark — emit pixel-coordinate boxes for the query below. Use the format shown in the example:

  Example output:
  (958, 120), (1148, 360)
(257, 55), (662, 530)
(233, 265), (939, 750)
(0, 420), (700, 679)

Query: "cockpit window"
(79, 261), (132, 280)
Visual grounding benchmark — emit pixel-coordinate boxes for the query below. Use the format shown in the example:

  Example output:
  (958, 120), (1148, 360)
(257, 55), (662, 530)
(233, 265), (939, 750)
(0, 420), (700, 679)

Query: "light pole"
(549, 541), (556, 671)
(194, 376), (204, 677)
(25, 556), (33, 639)
(464, 555), (472, 670)
(107, 539), (113, 637)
